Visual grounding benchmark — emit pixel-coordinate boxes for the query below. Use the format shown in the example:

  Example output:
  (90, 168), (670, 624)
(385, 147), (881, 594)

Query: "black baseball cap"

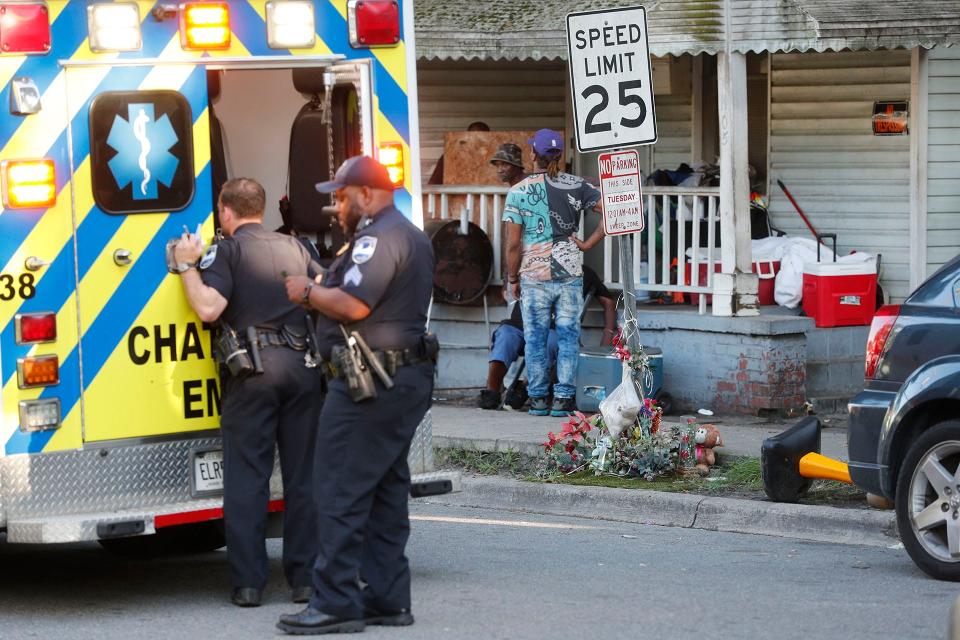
(316, 155), (396, 193)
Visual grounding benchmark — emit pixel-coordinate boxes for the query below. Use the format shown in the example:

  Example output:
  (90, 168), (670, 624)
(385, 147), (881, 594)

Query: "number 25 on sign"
(566, 5), (658, 152)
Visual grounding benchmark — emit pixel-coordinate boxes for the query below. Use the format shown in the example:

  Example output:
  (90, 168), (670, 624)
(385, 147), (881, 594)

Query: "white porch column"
(713, 51), (758, 317)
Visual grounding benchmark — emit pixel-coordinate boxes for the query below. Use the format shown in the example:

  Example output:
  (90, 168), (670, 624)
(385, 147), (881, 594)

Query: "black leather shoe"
(276, 607), (365, 635)
(364, 607), (414, 627)
(231, 587), (262, 608)
(291, 586), (313, 603)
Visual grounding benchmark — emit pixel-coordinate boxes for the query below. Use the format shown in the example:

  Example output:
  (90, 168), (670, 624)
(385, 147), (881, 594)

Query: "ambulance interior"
(208, 64), (367, 260)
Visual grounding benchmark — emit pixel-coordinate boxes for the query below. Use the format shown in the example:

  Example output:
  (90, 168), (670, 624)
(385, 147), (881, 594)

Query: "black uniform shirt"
(200, 222), (322, 330)
(315, 205), (434, 358)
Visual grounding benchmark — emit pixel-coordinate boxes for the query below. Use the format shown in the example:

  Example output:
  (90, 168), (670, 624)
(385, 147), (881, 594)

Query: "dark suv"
(848, 254), (960, 580)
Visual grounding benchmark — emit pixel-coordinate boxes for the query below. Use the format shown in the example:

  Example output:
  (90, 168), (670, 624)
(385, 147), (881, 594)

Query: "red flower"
(680, 449), (689, 459)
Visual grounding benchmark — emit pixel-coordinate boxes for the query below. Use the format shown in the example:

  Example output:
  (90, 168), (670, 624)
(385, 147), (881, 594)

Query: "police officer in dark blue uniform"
(277, 156), (436, 635)
(174, 178), (322, 608)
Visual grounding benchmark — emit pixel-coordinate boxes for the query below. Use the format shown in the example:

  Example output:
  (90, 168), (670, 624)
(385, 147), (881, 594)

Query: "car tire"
(99, 521), (226, 558)
(895, 420), (960, 581)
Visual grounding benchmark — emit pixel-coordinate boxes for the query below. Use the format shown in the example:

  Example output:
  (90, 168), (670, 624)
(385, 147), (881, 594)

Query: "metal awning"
(414, 0), (960, 61)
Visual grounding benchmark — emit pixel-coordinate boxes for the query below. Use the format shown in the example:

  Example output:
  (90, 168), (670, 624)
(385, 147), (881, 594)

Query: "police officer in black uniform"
(174, 178), (322, 608)
(277, 156), (436, 635)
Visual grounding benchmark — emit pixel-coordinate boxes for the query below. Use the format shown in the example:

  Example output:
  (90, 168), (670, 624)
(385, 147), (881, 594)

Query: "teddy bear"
(694, 424), (724, 476)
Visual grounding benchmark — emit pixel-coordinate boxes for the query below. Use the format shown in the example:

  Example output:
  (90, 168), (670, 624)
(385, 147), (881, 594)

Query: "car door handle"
(113, 249), (133, 267)
(24, 256), (50, 271)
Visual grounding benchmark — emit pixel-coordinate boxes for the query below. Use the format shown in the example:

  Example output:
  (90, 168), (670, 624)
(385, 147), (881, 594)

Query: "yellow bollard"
(798, 452), (852, 484)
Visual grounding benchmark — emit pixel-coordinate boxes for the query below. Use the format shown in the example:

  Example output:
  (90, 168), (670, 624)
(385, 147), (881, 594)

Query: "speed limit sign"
(566, 5), (657, 152)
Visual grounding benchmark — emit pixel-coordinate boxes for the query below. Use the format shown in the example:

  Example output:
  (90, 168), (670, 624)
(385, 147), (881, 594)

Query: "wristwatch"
(174, 262), (195, 274)
(301, 281), (315, 303)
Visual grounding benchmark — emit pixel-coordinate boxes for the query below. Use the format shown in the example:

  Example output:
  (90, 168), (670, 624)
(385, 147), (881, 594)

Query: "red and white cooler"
(801, 235), (877, 327)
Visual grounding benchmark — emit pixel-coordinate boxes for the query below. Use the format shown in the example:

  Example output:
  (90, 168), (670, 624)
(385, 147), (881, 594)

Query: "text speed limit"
(566, 5), (657, 152)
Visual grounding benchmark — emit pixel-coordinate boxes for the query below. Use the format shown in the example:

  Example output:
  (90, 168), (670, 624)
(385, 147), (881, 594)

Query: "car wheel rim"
(908, 440), (960, 563)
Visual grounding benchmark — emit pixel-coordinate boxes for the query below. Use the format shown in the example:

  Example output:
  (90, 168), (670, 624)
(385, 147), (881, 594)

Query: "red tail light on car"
(865, 304), (900, 379)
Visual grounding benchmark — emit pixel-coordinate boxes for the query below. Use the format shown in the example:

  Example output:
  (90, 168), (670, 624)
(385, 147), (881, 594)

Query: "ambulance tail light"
(0, 2), (51, 54)
(347, 0), (400, 48)
(17, 354), (59, 389)
(179, 2), (230, 50)
(18, 398), (61, 432)
(378, 142), (404, 187)
(2, 158), (56, 208)
(87, 2), (142, 52)
(15, 312), (56, 344)
(266, 1), (316, 49)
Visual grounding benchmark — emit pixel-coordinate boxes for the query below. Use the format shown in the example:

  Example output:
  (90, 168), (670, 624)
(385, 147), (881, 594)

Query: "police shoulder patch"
(198, 244), (218, 270)
(351, 236), (378, 264)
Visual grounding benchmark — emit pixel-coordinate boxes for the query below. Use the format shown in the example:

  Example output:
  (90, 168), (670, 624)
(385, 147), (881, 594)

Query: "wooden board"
(442, 130), (565, 185)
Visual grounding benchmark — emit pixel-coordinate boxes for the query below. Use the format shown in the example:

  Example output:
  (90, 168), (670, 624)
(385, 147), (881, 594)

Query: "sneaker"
(477, 389), (501, 410)
(550, 396), (576, 417)
(528, 397), (549, 416)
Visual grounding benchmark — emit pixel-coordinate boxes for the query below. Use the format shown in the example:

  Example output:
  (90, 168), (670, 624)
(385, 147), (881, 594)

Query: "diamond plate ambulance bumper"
(0, 411), (458, 543)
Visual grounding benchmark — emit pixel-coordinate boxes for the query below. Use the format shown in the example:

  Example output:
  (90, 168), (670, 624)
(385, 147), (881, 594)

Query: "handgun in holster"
(332, 327), (394, 403)
(245, 326), (265, 375)
(213, 321), (256, 378)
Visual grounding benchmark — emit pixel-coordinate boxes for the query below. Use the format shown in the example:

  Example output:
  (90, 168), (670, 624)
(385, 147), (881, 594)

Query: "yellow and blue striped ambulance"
(0, 0), (447, 550)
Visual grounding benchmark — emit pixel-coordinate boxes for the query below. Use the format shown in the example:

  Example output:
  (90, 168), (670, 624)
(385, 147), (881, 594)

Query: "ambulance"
(0, 0), (450, 552)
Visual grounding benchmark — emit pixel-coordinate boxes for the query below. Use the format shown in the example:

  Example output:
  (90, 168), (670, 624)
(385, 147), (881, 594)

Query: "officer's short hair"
(219, 178), (265, 219)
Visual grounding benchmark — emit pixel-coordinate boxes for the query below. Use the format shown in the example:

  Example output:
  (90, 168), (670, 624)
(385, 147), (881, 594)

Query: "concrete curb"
(434, 435), (543, 458)
(422, 475), (899, 548)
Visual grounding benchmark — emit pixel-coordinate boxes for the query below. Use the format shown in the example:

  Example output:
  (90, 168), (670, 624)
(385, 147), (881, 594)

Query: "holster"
(213, 321), (255, 379)
(331, 344), (377, 403)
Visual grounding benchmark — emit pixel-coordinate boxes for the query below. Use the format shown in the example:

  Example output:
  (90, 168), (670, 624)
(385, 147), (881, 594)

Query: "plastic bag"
(599, 365), (642, 439)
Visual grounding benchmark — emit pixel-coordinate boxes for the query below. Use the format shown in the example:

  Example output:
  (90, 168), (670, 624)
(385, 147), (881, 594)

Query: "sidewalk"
(430, 403), (851, 461)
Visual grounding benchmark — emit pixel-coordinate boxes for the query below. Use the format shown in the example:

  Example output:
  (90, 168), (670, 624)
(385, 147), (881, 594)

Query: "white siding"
(651, 92), (694, 170)
(416, 60), (567, 183)
(927, 47), (960, 276)
(769, 50), (912, 300)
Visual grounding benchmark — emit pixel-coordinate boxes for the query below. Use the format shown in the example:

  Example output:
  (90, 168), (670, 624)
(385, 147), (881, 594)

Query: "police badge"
(351, 236), (378, 264)
(199, 244), (218, 270)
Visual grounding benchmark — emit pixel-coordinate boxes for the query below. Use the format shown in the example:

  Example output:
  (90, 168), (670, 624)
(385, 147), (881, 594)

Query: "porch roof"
(414, 0), (960, 61)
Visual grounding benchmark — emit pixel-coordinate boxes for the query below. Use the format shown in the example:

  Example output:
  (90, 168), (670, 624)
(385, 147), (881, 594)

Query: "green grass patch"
(435, 448), (869, 507)
(434, 448), (537, 477)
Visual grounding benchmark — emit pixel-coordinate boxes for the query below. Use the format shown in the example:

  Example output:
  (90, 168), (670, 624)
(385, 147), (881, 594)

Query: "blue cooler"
(575, 347), (663, 413)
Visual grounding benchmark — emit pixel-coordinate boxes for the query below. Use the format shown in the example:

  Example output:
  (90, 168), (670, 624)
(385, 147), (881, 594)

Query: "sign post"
(567, 5), (657, 354)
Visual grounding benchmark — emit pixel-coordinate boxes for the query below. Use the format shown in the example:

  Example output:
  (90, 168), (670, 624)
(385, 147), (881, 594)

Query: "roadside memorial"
(538, 330), (722, 481)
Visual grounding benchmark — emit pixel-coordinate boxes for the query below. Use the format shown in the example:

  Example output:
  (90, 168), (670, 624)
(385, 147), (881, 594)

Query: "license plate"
(193, 449), (224, 494)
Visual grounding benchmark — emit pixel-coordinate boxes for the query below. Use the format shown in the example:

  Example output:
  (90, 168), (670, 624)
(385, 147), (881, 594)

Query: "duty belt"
(247, 328), (307, 351)
(322, 347), (430, 381)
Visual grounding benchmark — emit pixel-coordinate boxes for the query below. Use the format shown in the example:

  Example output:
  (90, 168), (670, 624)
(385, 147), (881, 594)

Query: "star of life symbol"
(107, 103), (180, 200)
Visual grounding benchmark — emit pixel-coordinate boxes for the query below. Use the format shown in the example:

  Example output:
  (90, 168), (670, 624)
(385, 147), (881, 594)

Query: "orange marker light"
(2, 158), (56, 208)
(180, 2), (230, 50)
(378, 142), (404, 187)
(17, 354), (59, 389)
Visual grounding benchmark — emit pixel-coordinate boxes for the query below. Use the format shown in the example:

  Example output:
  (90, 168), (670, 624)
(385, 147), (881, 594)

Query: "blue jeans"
(520, 277), (582, 399)
(489, 324), (558, 370)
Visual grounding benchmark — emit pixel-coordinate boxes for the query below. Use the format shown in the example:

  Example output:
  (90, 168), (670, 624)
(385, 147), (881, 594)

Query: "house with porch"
(411, 0), (960, 414)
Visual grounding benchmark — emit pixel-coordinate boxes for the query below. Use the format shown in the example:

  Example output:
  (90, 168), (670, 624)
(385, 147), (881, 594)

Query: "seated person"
(478, 265), (617, 410)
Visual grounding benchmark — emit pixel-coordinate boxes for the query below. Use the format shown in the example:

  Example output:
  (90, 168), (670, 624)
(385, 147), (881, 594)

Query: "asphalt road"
(0, 504), (956, 640)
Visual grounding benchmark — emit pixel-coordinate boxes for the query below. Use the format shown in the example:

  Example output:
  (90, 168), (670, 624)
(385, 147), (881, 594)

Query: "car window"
(907, 254), (960, 307)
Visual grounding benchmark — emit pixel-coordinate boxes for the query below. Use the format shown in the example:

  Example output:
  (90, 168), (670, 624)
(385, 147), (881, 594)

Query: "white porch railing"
(422, 184), (722, 314)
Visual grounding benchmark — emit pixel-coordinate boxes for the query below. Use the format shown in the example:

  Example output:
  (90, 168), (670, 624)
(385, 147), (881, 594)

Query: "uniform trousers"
(220, 346), (322, 590)
(309, 361), (434, 619)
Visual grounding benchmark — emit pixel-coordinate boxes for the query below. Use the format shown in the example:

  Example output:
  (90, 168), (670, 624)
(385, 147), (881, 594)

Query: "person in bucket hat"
(489, 143), (526, 187)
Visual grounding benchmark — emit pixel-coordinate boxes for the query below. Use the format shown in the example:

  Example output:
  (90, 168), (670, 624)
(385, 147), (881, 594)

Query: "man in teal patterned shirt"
(502, 129), (606, 417)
